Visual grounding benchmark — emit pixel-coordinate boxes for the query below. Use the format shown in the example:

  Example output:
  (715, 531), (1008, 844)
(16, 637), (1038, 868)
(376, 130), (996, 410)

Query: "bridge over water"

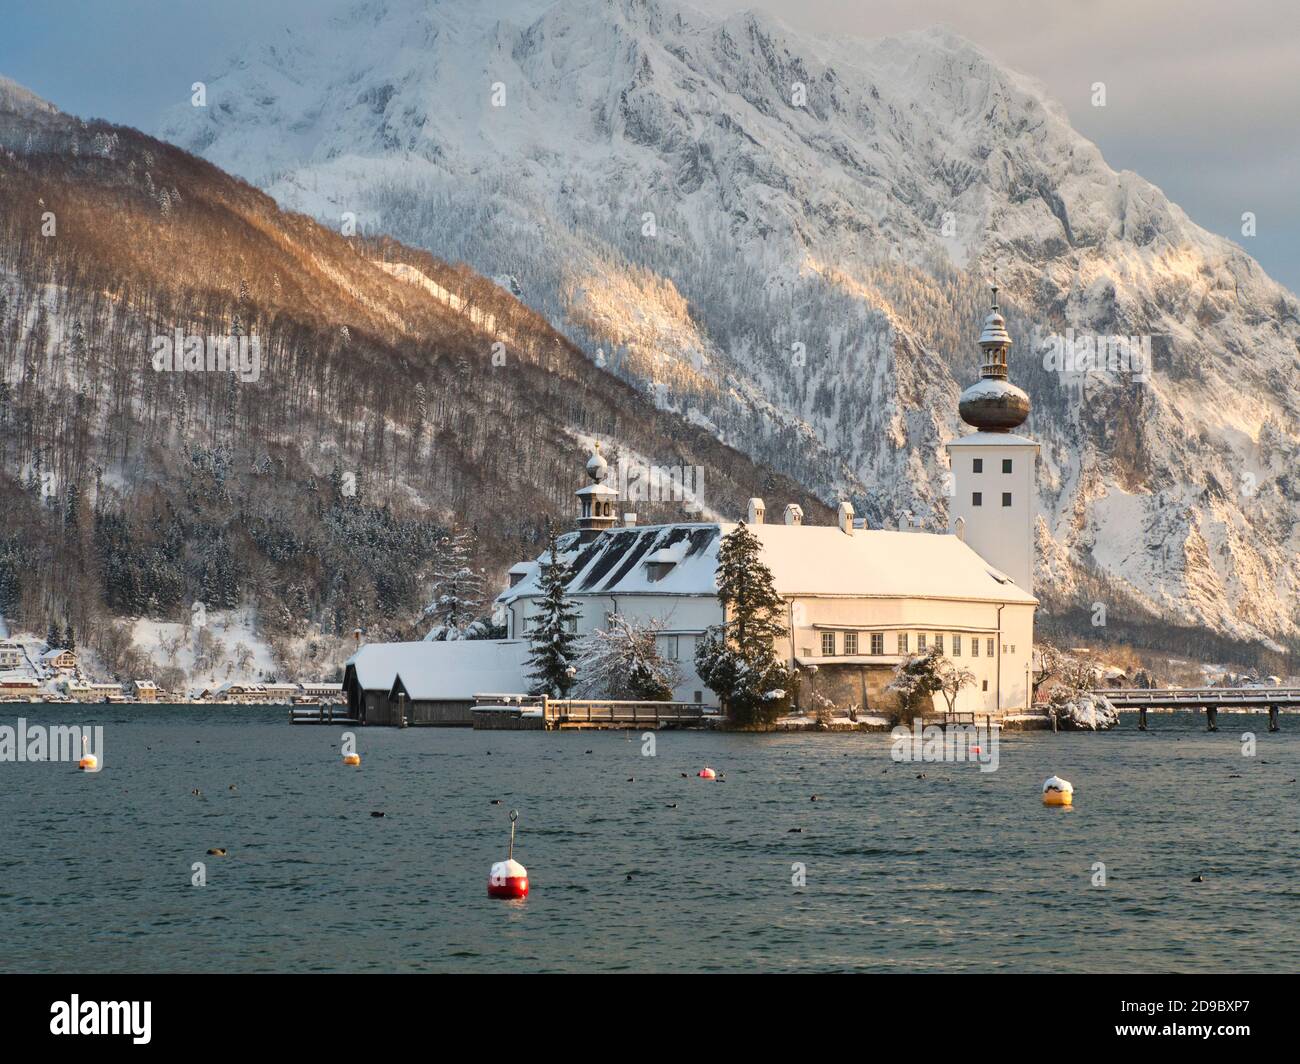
(1100, 687), (1300, 731)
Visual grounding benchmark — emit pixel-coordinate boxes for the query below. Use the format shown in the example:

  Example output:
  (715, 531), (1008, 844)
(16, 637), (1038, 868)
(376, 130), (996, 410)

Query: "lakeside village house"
(344, 288), (1039, 724)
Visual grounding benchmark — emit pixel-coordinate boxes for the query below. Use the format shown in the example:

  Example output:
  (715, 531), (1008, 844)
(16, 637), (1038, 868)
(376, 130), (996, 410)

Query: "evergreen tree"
(694, 522), (790, 725)
(63, 622), (76, 653)
(422, 527), (487, 640)
(45, 620), (62, 649)
(526, 530), (580, 697)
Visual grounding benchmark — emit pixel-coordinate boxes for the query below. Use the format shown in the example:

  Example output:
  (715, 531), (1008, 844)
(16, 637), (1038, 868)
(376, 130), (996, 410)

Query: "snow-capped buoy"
(698, 766), (717, 780)
(1042, 776), (1073, 806)
(488, 810), (528, 899)
(78, 735), (98, 772)
(342, 752), (361, 766)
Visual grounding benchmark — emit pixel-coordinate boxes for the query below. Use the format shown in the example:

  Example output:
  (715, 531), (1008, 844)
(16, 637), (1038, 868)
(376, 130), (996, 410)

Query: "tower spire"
(958, 273), (1029, 431)
(575, 442), (619, 543)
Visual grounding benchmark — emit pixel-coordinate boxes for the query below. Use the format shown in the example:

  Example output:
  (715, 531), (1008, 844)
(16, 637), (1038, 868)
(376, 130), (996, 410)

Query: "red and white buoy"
(698, 766), (717, 780)
(487, 809), (529, 900)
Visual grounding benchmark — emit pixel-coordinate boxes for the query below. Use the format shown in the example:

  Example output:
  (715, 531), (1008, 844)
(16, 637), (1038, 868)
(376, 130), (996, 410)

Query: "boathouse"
(343, 639), (532, 726)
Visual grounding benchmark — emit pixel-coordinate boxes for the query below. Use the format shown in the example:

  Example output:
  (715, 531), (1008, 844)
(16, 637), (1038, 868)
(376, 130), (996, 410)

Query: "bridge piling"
(1269, 705), (1280, 732)
(1138, 706), (1148, 731)
(1206, 706), (1218, 732)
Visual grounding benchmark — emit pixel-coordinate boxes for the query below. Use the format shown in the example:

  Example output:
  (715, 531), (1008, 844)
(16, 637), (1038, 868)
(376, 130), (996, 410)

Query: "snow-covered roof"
(345, 639), (532, 701)
(41, 648), (73, 660)
(499, 522), (1036, 604)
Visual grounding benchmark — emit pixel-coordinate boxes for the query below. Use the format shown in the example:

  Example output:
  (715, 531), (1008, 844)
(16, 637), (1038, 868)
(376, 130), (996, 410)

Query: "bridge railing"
(1101, 687), (1300, 705)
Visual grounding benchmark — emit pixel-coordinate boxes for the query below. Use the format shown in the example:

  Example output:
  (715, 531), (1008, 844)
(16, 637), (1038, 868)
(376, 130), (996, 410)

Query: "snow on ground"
(131, 608), (279, 693)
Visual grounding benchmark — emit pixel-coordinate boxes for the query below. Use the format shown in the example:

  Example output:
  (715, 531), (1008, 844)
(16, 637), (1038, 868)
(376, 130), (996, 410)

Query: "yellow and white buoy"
(78, 734), (98, 772)
(1042, 775), (1073, 806)
(342, 752), (361, 766)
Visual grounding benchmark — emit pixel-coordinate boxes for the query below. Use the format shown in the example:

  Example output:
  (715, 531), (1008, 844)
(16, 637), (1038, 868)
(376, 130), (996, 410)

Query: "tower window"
(972, 458), (983, 473)
(1002, 492), (1012, 507)
(1002, 459), (1013, 473)
(972, 492), (982, 507)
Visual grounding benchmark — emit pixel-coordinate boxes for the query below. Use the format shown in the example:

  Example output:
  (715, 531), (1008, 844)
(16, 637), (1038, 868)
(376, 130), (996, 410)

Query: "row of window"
(971, 492), (1013, 507)
(818, 632), (1016, 658)
(972, 459), (1014, 473)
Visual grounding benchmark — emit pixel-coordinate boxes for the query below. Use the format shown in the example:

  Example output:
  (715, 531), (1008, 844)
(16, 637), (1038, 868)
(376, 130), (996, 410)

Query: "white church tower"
(946, 281), (1039, 593)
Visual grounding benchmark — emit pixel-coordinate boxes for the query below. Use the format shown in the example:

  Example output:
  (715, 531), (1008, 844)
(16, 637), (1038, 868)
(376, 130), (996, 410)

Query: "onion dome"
(586, 443), (609, 483)
(959, 278), (1030, 432)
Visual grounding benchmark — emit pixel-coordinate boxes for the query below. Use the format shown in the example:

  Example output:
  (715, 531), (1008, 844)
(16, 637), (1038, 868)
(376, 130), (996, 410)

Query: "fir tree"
(526, 530), (580, 697)
(63, 622), (76, 653)
(694, 522), (790, 725)
(422, 527), (487, 640)
(45, 620), (62, 649)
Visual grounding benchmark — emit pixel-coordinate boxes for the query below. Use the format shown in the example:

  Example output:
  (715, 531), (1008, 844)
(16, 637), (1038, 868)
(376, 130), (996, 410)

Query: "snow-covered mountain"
(159, 0), (1300, 647)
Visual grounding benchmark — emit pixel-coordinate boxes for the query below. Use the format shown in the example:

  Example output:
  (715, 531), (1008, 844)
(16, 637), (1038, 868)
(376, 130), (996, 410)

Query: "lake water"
(1, 705), (1297, 973)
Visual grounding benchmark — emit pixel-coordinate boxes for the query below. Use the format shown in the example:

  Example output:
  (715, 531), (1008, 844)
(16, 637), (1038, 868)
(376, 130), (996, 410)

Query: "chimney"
(746, 498), (765, 524)
(623, 512), (637, 527)
(838, 501), (854, 535)
(954, 515), (966, 542)
(352, 627), (363, 649)
(784, 503), (803, 526)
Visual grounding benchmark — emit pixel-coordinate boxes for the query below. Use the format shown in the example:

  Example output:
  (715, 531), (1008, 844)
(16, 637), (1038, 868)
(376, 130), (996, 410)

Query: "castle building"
(496, 286), (1039, 715)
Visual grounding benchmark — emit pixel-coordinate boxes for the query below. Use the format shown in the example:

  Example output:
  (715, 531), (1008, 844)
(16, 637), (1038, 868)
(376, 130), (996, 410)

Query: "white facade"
(946, 433), (1039, 594)
(498, 520), (1038, 713)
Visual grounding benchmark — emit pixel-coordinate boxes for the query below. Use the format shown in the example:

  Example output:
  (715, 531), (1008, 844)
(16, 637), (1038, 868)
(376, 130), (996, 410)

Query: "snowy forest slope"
(0, 83), (826, 684)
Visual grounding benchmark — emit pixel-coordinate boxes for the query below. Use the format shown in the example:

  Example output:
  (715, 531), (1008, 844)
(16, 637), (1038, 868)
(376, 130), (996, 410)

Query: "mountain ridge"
(156, 0), (1300, 651)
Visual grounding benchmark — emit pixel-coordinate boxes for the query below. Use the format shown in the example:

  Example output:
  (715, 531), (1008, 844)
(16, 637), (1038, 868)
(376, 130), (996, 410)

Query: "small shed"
(343, 640), (532, 726)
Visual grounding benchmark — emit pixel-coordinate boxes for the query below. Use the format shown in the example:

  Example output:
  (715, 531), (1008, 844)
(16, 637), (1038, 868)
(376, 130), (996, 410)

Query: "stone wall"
(798, 664), (905, 717)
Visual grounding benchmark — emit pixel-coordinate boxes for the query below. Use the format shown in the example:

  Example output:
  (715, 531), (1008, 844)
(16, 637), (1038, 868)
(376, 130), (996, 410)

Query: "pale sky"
(3, 0), (1296, 291)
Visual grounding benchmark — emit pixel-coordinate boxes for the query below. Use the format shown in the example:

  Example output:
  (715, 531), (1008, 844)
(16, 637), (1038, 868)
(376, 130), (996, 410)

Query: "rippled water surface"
(1, 705), (1297, 972)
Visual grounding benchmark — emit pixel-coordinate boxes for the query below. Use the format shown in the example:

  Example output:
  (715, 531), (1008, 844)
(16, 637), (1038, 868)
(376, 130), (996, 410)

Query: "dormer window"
(644, 543), (686, 583)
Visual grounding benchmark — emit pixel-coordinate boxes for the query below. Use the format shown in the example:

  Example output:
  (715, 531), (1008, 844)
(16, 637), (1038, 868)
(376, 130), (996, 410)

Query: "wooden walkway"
(289, 704), (360, 725)
(541, 698), (713, 730)
(1102, 687), (1300, 707)
(1100, 687), (1296, 732)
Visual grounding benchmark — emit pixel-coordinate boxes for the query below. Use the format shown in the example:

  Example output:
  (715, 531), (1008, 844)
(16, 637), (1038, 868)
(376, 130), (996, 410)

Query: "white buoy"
(78, 735), (98, 772)
(488, 809), (529, 899)
(1042, 775), (1073, 806)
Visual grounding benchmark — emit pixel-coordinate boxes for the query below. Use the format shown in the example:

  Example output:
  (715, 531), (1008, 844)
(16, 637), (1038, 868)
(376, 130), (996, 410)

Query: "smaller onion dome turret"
(958, 278), (1030, 432)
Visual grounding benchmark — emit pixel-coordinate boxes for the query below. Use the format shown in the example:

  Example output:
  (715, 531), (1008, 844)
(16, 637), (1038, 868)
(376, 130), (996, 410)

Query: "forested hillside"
(0, 88), (827, 686)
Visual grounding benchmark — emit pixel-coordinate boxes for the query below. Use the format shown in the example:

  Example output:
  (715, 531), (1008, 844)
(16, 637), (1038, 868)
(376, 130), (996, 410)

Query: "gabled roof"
(346, 639), (532, 700)
(498, 522), (1035, 605)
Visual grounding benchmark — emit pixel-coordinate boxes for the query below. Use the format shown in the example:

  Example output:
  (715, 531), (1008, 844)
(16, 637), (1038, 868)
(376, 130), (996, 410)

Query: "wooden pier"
(289, 704), (360, 725)
(470, 694), (715, 730)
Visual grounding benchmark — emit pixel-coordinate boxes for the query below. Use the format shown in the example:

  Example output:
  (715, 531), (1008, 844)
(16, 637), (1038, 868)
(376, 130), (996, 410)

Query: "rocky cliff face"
(159, 0), (1300, 646)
